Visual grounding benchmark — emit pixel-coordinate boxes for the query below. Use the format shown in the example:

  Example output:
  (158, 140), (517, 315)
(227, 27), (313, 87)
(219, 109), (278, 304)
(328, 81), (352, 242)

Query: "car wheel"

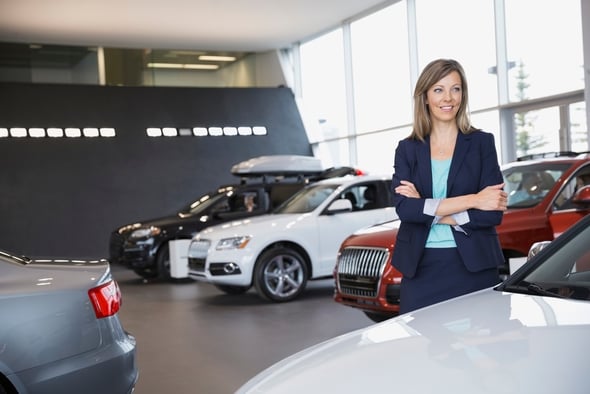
(214, 284), (251, 295)
(254, 246), (308, 302)
(156, 243), (171, 281)
(0, 379), (11, 394)
(363, 311), (395, 323)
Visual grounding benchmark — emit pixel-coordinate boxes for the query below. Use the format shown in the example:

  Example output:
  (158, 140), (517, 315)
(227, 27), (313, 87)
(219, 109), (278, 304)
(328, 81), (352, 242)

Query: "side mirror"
(528, 241), (551, 260)
(572, 185), (590, 205)
(327, 199), (353, 214)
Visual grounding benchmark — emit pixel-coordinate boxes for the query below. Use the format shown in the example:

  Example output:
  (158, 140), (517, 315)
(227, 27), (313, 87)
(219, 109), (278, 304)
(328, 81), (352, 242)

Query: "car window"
(179, 190), (230, 216)
(227, 190), (269, 213)
(340, 184), (379, 211)
(275, 184), (339, 214)
(503, 163), (570, 208)
(553, 165), (590, 211)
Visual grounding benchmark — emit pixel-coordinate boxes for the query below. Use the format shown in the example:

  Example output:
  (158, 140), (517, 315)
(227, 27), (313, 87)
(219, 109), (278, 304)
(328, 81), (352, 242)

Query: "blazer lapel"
(416, 136), (433, 198)
(447, 131), (471, 193)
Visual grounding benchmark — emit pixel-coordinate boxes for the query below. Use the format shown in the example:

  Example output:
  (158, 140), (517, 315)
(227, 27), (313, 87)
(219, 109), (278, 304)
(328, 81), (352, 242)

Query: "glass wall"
(297, 0), (587, 173)
(0, 43), (99, 85)
(0, 42), (283, 88)
(415, 0), (499, 110)
(350, 2), (411, 133)
(505, 0), (584, 101)
(299, 29), (348, 141)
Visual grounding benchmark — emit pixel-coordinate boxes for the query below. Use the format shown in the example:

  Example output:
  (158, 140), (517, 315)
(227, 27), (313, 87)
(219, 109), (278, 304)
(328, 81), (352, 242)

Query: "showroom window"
(299, 29), (348, 141)
(505, 0), (583, 102)
(571, 102), (588, 153)
(414, 0), (498, 111)
(350, 1), (412, 133)
(299, 28), (350, 167)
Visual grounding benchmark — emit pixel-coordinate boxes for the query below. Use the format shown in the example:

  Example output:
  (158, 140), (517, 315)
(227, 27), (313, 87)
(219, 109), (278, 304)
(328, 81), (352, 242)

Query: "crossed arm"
(395, 180), (508, 225)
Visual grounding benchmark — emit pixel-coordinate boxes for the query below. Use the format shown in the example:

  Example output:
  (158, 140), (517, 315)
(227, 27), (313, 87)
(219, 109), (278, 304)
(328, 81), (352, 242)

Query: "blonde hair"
(410, 59), (476, 141)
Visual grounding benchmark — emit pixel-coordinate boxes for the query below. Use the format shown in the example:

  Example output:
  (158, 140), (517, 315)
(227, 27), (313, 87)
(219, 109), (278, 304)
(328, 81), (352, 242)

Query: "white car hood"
(198, 213), (306, 238)
(237, 288), (590, 394)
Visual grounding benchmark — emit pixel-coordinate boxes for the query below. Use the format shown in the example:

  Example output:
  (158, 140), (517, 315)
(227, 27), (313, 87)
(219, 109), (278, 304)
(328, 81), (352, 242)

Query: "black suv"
(109, 155), (356, 280)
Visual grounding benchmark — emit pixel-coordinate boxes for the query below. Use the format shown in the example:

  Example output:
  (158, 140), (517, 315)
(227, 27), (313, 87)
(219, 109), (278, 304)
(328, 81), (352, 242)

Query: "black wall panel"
(0, 83), (312, 258)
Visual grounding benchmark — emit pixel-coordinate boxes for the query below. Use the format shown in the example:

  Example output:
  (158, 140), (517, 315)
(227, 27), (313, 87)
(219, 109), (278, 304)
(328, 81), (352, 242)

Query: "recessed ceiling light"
(198, 55), (236, 62)
(147, 62), (218, 70)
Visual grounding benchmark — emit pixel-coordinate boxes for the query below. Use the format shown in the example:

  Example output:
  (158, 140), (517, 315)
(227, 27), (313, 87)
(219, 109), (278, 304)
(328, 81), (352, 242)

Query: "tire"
(0, 376), (14, 394)
(214, 284), (251, 295)
(363, 311), (395, 323)
(156, 243), (171, 281)
(254, 246), (308, 302)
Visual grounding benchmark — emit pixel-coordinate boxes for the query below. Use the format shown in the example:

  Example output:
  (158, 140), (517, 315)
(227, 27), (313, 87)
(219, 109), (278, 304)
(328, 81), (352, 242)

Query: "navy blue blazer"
(391, 130), (504, 279)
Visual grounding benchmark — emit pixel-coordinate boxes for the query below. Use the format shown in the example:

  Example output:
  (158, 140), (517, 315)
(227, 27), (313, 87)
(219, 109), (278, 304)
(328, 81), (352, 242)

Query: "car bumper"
(8, 320), (138, 394)
(334, 283), (401, 316)
(187, 249), (253, 287)
(109, 232), (156, 269)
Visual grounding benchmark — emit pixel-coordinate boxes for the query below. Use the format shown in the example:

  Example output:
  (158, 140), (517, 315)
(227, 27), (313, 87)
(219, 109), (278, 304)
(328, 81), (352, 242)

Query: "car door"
(314, 182), (397, 276)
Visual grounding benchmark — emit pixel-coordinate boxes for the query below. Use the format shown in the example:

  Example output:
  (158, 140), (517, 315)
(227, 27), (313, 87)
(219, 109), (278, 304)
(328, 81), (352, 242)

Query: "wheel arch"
(255, 241), (313, 279)
(0, 371), (20, 394)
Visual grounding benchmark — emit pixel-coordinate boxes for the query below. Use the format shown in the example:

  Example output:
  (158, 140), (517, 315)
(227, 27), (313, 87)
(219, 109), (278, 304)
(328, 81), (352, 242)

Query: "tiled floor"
(113, 266), (373, 394)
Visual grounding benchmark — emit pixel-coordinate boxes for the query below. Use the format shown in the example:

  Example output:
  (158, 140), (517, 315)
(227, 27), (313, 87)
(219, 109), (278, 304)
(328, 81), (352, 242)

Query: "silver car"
(0, 251), (138, 394)
(236, 214), (590, 394)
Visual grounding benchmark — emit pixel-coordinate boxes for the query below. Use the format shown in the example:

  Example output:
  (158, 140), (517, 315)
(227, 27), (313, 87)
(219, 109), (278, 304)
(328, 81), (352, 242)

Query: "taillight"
(88, 280), (121, 319)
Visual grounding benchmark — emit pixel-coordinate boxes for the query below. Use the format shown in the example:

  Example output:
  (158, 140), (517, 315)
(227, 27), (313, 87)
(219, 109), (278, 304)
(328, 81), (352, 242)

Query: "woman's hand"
(395, 180), (421, 198)
(474, 183), (508, 211)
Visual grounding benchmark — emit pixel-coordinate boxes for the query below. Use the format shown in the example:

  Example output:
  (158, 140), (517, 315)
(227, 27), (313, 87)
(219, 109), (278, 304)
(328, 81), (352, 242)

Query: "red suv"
(334, 152), (590, 321)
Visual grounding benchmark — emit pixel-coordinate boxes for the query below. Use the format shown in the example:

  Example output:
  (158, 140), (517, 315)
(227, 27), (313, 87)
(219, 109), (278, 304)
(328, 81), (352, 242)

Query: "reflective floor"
(113, 266), (373, 394)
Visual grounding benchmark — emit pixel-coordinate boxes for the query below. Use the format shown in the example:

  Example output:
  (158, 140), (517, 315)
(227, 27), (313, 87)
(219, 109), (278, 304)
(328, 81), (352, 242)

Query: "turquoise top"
(426, 158), (457, 248)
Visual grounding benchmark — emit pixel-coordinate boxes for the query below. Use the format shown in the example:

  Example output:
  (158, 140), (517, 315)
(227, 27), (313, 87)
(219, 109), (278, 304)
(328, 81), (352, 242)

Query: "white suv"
(187, 175), (396, 302)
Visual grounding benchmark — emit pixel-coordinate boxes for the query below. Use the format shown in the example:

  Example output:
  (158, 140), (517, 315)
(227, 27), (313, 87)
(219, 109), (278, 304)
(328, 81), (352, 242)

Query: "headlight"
(130, 226), (161, 239)
(216, 236), (251, 250)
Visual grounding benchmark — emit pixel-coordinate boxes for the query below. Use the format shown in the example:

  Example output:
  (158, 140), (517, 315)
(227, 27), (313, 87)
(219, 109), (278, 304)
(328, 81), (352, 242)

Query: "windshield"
(504, 218), (590, 301)
(178, 187), (235, 216)
(274, 184), (339, 214)
(502, 162), (571, 208)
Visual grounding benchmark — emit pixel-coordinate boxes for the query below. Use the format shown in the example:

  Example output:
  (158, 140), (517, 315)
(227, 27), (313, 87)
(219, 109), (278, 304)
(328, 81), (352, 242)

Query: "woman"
(391, 58), (508, 314)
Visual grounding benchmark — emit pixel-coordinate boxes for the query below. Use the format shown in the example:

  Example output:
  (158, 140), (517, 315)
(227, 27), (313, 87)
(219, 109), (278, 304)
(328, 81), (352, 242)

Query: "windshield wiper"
(526, 282), (565, 298)
(503, 281), (565, 298)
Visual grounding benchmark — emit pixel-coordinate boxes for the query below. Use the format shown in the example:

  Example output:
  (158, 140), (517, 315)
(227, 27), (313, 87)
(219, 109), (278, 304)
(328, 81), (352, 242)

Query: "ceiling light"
(198, 55), (236, 62)
(183, 64), (218, 70)
(147, 63), (183, 69)
(147, 62), (218, 70)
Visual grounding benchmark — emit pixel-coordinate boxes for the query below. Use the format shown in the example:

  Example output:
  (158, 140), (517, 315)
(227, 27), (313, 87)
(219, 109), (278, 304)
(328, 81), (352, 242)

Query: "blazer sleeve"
(391, 139), (435, 226)
(462, 132), (504, 230)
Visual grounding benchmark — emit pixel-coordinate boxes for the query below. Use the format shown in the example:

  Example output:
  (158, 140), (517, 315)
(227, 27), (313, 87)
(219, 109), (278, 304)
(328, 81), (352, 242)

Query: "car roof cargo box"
(231, 155), (324, 177)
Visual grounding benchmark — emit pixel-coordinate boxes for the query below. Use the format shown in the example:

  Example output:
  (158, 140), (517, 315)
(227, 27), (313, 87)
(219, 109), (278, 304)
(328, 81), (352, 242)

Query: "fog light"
(210, 262), (242, 276)
(224, 262), (239, 274)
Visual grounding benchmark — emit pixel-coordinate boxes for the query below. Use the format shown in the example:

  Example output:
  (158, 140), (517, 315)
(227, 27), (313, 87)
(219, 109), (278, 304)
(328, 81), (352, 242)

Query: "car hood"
(198, 214), (302, 238)
(117, 214), (194, 232)
(236, 288), (590, 394)
(341, 219), (400, 248)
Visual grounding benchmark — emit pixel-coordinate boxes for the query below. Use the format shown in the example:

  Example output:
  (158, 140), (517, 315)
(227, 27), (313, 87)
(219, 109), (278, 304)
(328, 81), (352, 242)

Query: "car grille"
(188, 239), (210, 258)
(335, 246), (389, 298)
(188, 257), (206, 272)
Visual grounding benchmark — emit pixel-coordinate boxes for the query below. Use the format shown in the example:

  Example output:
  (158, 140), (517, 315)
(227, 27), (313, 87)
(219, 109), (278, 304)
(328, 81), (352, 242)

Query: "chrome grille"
(335, 246), (389, 298)
(188, 239), (211, 259)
